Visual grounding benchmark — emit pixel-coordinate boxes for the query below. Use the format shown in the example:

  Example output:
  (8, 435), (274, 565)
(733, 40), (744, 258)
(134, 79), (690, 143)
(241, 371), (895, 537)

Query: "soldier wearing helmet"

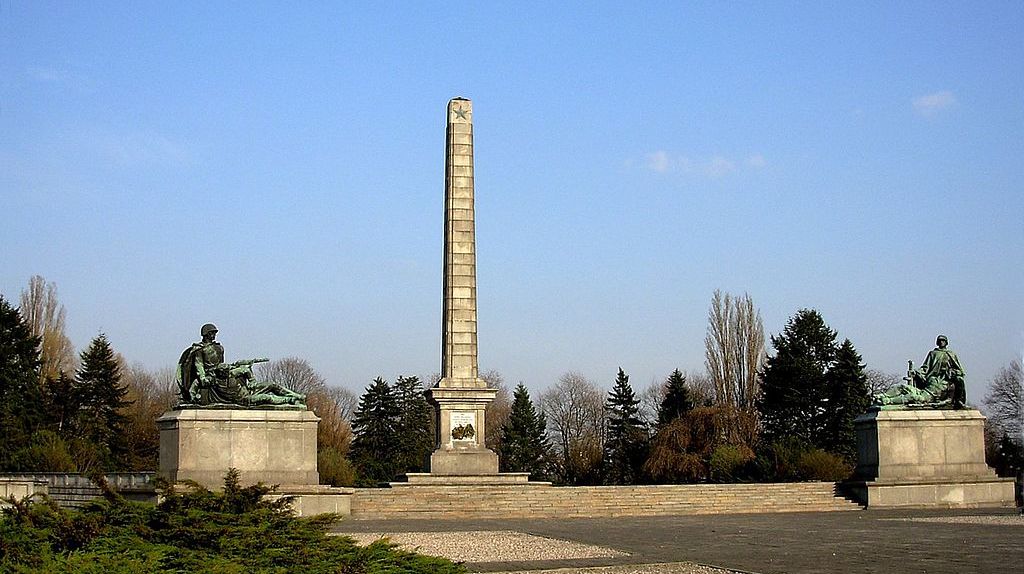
(876, 335), (966, 408)
(175, 323), (304, 407)
(195, 323), (225, 390)
(176, 323), (225, 404)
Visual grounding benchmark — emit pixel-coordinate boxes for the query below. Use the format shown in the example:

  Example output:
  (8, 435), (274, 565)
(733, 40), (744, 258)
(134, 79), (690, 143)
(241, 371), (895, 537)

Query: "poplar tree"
(603, 368), (648, 484)
(499, 383), (551, 479)
(657, 369), (694, 428)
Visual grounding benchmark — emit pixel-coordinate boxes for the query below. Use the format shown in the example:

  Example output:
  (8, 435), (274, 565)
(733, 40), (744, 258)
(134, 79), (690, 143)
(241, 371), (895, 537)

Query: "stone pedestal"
(845, 409), (1014, 508)
(158, 408), (319, 488)
(425, 385), (499, 476)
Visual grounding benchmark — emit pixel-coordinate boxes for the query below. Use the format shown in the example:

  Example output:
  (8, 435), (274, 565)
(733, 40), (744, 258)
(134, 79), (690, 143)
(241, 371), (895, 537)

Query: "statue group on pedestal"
(176, 323), (305, 408)
(874, 335), (966, 409)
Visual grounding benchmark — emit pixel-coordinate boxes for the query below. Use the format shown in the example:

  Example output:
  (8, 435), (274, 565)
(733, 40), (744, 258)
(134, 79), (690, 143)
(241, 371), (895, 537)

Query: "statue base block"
(428, 447), (499, 475)
(158, 409), (319, 488)
(844, 409), (1014, 508)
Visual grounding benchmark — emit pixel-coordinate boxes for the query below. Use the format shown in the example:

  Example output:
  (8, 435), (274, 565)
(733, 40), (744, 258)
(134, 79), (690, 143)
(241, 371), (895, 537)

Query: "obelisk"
(424, 97), (499, 476)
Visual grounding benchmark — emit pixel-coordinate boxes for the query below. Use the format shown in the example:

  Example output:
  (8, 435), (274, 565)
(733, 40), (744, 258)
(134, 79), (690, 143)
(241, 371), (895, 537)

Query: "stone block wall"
(350, 482), (863, 520)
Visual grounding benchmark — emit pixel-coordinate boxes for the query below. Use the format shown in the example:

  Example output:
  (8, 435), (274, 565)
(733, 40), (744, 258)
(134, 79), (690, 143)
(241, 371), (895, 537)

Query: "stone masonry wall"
(351, 482), (862, 520)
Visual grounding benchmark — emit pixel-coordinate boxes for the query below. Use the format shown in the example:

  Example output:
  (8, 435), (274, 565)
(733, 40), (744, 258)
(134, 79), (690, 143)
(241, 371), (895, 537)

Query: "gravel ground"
(886, 513), (1024, 526)
(342, 530), (628, 563)
(340, 531), (741, 573)
(484, 563), (737, 574)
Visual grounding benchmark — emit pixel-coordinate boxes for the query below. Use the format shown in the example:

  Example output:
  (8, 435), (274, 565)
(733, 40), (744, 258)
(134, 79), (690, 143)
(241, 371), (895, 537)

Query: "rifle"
(229, 357), (270, 368)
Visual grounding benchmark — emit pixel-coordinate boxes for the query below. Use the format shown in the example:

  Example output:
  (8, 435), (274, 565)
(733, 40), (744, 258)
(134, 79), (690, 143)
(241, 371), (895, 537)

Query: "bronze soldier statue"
(874, 335), (966, 409)
(176, 323), (305, 407)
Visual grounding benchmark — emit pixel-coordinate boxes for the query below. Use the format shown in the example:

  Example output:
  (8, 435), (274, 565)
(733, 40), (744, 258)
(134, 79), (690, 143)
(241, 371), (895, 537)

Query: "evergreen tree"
(498, 383), (551, 479)
(74, 334), (131, 466)
(823, 339), (871, 461)
(657, 369), (694, 428)
(603, 368), (648, 484)
(759, 310), (870, 459)
(44, 370), (78, 436)
(349, 377), (401, 483)
(0, 295), (46, 469)
(392, 375), (434, 474)
(757, 309), (837, 445)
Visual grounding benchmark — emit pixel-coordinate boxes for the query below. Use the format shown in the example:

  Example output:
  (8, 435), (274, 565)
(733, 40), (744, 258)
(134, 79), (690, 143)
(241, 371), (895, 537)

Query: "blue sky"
(2, 2), (1022, 402)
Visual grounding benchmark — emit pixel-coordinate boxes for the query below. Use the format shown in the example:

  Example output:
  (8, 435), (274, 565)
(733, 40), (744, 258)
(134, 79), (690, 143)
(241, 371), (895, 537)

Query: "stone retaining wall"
(0, 478), (49, 507)
(0, 473), (157, 508)
(351, 481), (863, 520)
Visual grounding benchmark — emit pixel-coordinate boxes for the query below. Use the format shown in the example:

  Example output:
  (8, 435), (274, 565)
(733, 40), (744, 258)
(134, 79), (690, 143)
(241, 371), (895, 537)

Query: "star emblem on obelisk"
(453, 105), (469, 121)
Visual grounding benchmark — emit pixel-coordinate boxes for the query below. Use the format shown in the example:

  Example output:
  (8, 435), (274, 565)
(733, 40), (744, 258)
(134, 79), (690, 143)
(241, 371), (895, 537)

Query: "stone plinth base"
(845, 477), (1014, 509)
(158, 409), (319, 489)
(429, 447), (499, 475)
(401, 472), (536, 486)
(846, 408), (1015, 508)
(267, 485), (354, 516)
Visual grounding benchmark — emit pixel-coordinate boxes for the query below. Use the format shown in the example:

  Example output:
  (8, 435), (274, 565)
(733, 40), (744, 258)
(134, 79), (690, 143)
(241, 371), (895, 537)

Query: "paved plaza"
(333, 507), (1023, 574)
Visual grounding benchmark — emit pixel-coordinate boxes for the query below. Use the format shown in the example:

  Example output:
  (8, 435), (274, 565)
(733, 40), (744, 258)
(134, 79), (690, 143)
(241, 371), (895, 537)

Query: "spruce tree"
(349, 377), (401, 483)
(392, 375), (434, 474)
(0, 295), (46, 469)
(45, 371), (78, 436)
(657, 369), (694, 428)
(498, 383), (551, 479)
(603, 368), (648, 485)
(823, 339), (870, 461)
(757, 309), (837, 445)
(74, 334), (131, 466)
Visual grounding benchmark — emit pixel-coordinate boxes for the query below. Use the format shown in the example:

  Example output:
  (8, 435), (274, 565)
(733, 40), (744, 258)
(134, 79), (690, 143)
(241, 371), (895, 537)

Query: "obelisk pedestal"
(407, 98), (527, 485)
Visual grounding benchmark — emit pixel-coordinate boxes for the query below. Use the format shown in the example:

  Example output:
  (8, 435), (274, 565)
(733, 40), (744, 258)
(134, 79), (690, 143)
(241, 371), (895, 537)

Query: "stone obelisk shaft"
(421, 97), (499, 478)
(441, 98), (482, 388)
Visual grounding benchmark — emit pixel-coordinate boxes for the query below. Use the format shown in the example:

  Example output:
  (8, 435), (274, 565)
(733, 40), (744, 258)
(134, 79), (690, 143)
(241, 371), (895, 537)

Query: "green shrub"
(708, 444), (755, 482)
(8, 431), (76, 472)
(318, 447), (357, 487)
(1, 469), (465, 573)
(795, 448), (853, 481)
(752, 437), (810, 481)
(752, 438), (853, 482)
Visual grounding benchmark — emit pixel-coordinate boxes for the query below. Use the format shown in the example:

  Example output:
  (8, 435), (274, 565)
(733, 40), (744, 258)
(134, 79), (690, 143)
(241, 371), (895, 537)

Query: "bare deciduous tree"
(638, 380), (665, 428)
(686, 370), (716, 407)
(19, 275), (75, 383)
(864, 368), (901, 397)
(120, 362), (178, 470)
(255, 356), (327, 395)
(983, 360), (1023, 444)
(539, 372), (605, 484)
(704, 290), (765, 445)
(327, 385), (359, 422)
(308, 385), (356, 454)
(481, 369), (512, 450)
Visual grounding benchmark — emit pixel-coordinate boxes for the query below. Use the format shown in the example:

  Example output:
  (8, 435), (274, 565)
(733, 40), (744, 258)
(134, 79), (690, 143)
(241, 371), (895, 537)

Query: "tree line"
(1, 277), (1020, 487)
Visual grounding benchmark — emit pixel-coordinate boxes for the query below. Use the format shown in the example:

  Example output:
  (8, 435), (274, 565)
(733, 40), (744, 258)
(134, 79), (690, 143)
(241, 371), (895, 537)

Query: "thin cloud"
(645, 150), (671, 173)
(913, 90), (956, 116)
(640, 151), (762, 178)
(705, 156), (735, 178)
(27, 66), (74, 83)
(94, 130), (193, 167)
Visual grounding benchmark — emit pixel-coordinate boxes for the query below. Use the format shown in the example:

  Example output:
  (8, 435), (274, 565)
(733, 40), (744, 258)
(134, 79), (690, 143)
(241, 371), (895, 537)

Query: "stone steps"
(350, 482), (863, 519)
